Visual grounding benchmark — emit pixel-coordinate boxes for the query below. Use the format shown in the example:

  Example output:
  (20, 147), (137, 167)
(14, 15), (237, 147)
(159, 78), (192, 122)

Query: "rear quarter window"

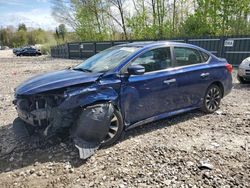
(201, 51), (210, 62)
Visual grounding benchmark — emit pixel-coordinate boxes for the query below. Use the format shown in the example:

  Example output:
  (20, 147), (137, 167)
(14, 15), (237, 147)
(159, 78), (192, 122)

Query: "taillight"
(225, 63), (233, 73)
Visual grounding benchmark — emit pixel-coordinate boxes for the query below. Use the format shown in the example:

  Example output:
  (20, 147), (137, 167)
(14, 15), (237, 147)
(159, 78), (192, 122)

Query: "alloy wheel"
(205, 86), (221, 111)
(103, 114), (119, 143)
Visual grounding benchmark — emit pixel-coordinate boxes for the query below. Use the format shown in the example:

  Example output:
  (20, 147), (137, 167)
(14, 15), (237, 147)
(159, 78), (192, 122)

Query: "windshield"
(74, 46), (140, 73)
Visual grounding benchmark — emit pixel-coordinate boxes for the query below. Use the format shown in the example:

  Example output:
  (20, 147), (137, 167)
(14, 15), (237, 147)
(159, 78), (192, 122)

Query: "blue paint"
(15, 69), (103, 95)
(14, 42), (233, 129)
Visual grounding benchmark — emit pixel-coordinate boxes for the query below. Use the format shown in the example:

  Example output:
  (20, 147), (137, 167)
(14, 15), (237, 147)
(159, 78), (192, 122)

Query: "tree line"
(0, 24), (52, 48)
(1, 0), (250, 49)
(51, 0), (250, 41)
(0, 23), (77, 52)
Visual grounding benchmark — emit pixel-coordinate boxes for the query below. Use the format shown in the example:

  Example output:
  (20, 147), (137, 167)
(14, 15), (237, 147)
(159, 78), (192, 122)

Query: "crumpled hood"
(15, 69), (103, 95)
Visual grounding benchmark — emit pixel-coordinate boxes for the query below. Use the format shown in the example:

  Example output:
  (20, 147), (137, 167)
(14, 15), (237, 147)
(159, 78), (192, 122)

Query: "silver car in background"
(237, 57), (250, 84)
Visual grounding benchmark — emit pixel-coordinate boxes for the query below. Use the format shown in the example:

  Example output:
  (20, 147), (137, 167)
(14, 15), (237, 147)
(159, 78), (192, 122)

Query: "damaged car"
(13, 42), (233, 159)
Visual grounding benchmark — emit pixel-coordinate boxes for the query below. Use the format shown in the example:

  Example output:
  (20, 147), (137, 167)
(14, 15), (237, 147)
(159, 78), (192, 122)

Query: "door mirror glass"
(127, 65), (145, 75)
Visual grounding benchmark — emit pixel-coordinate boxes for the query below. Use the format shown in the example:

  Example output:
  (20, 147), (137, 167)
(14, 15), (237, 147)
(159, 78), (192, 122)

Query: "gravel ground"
(0, 56), (249, 188)
(0, 50), (15, 58)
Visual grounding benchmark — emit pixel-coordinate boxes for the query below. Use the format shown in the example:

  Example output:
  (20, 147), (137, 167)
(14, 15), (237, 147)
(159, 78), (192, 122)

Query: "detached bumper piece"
(74, 139), (100, 159)
(71, 103), (114, 159)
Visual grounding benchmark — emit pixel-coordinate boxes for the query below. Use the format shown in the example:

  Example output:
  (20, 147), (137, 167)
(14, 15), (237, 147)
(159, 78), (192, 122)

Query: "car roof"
(118, 41), (213, 56)
(120, 41), (197, 48)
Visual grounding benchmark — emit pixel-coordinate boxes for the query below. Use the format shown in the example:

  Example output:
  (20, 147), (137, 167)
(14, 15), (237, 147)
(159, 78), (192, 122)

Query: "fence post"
(79, 43), (83, 59)
(94, 42), (97, 55)
(78, 42), (81, 59)
(67, 43), (70, 59)
(219, 36), (226, 58)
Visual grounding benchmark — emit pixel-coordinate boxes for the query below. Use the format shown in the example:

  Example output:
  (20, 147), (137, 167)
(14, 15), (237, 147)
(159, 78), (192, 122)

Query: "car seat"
(153, 51), (170, 70)
(188, 54), (198, 64)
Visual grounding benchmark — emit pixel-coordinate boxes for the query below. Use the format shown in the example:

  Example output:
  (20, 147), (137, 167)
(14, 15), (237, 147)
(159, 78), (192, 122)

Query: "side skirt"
(125, 106), (199, 131)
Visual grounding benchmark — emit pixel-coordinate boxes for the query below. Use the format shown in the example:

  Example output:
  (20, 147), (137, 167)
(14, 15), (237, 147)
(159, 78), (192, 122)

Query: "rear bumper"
(223, 74), (233, 97)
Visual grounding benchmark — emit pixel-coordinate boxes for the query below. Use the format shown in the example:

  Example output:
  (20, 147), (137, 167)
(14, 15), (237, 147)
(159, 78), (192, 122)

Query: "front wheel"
(201, 84), (222, 113)
(101, 108), (124, 147)
(74, 105), (124, 148)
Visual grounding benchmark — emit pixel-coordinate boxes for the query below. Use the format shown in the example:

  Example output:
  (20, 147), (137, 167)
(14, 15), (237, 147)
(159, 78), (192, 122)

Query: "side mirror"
(127, 65), (145, 75)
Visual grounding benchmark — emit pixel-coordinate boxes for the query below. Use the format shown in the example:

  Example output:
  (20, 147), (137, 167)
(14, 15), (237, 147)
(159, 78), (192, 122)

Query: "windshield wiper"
(73, 68), (92, 72)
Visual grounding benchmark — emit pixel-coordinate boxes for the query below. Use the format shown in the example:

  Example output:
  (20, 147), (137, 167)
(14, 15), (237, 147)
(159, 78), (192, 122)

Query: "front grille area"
(15, 95), (59, 127)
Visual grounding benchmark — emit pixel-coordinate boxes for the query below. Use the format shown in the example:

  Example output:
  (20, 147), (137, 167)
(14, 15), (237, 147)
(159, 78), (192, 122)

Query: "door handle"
(163, 78), (176, 84)
(200, 73), (210, 78)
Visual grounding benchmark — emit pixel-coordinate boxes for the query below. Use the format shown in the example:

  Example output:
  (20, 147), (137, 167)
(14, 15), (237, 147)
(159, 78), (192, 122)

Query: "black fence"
(51, 36), (250, 65)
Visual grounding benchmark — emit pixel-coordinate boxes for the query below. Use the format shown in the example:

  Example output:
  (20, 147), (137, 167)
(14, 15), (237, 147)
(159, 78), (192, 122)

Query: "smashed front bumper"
(15, 100), (51, 126)
(13, 96), (74, 133)
(13, 94), (115, 159)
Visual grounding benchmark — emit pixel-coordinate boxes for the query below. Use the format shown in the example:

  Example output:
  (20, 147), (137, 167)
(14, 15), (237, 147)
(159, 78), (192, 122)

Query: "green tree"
(12, 30), (28, 47)
(180, 14), (214, 36)
(58, 24), (67, 41)
(50, 0), (250, 40)
(18, 23), (27, 31)
(28, 28), (48, 44)
(74, 0), (109, 41)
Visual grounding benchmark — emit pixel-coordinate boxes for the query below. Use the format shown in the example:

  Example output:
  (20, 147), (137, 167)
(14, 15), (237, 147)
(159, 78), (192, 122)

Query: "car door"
(171, 46), (213, 109)
(120, 47), (181, 125)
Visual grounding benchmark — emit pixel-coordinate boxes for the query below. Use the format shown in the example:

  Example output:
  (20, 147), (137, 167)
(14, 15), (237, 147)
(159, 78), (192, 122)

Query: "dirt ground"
(0, 54), (249, 188)
(0, 49), (15, 58)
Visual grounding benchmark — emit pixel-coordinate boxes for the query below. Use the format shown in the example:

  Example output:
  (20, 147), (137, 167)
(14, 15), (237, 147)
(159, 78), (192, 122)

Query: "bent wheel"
(201, 84), (222, 113)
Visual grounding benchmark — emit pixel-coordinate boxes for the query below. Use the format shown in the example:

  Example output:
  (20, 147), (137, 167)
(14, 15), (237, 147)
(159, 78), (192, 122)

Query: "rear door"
(171, 46), (213, 108)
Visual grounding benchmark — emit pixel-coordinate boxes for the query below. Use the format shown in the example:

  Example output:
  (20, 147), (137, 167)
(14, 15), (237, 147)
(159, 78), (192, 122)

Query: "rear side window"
(131, 47), (172, 73)
(174, 47), (202, 67)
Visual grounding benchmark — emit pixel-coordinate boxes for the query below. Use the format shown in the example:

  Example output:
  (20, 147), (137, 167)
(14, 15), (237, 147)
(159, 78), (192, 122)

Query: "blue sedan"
(13, 42), (233, 159)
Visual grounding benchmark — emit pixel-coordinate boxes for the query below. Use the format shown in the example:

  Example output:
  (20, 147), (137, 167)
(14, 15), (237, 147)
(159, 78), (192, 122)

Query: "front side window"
(174, 47), (202, 67)
(130, 47), (172, 72)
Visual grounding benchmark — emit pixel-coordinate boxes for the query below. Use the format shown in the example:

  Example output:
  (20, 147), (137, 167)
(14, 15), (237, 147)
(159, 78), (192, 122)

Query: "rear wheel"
(201, 84), (222, 113)
(237, 74), (249, 84)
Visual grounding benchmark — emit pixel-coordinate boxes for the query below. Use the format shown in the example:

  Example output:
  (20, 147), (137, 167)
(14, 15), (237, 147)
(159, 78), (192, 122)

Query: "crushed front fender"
(71, 103), (114, 159)
(59, 86), (118, 110)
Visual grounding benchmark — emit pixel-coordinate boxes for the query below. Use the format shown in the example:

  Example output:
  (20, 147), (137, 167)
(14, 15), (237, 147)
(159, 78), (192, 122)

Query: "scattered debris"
(199, 160), (214, 170)
(211, 142), (220, 148)
(215, 110), (223, 115)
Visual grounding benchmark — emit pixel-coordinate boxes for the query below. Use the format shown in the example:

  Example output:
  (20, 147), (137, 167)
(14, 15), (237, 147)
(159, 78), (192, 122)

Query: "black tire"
(101, 108), (124, 147)
(237, 74), (249, 84)
(73, 105), (124, 148)
(201, 84), (222, 113)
